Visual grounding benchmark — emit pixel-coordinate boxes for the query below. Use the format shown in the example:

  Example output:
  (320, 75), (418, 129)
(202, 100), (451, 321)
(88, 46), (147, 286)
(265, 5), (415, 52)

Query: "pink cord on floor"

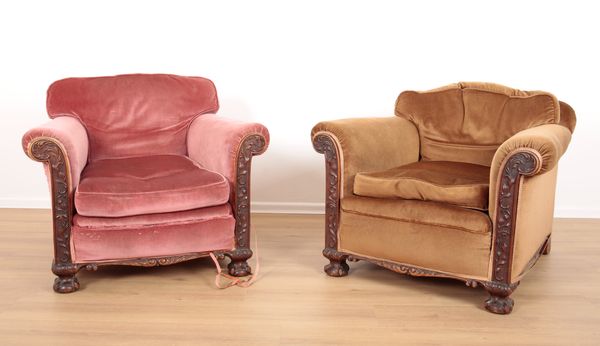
(209, 235), (259, 289)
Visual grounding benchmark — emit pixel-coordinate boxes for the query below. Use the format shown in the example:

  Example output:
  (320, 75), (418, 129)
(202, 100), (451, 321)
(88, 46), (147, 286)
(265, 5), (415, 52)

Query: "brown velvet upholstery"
(509, 167), (558, 281)
(340, 196), (491, 277)
(395, 82), (561, 166)
(488, 124), (572, 221)
(354, 161), (490, 210)
(312, 82), (575, 314)
(311, 117), (420, 197)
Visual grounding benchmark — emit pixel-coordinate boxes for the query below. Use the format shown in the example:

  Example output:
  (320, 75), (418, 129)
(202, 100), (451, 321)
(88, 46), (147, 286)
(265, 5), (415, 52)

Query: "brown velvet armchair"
(23, 74), (269, 293)
(312, 82), (575, 314)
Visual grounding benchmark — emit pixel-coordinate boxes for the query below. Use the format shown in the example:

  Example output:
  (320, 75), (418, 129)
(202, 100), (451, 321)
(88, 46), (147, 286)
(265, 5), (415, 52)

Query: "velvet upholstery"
(395, 82), (562, 166)
(311, 117), (420, 197)
(72, 204), (235, 262)
(340, 197), (491, 278)
(354, 161), (490, 210)
(47, 74), (218, 161)
(509, 167), (558, 282)
(313, 82), (575, 299)
(187, 114), (270, 187)
(558, 101), (577, 133)
(22, 116), (89, 190)
(488, 124), (572, 220)
(22, 74), (268, 291)
(75, 154), (229, 217)
(342, 196), (492, 235)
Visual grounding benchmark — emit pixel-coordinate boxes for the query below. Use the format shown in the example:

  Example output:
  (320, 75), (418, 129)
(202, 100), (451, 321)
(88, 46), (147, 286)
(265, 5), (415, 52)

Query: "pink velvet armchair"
(22, 74), (269, 293)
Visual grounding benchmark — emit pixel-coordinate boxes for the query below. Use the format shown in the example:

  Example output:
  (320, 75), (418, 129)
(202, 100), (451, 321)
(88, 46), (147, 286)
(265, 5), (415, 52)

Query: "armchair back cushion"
(395, 82), (565, 166)
(47, 74), (219, 161)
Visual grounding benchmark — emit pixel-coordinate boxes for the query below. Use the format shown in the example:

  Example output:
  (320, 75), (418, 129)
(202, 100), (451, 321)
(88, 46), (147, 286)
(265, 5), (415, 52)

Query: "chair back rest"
(47, 74), (218, 161)
(394, 82), (571, 166)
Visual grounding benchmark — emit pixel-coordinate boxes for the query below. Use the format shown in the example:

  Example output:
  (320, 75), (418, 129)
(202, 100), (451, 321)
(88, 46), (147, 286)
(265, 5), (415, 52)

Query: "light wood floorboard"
(0, 209), (599, 345)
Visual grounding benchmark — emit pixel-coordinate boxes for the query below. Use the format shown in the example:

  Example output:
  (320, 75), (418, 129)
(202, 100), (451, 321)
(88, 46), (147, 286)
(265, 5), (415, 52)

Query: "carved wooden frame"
(312, 133), (545, 314)
(225, 134), (267, 276)
(29, 133), (266, 293)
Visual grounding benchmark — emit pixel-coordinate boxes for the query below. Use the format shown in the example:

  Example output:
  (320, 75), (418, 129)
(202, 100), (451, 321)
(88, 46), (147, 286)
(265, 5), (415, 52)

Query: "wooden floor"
(0, 209), (599, 345)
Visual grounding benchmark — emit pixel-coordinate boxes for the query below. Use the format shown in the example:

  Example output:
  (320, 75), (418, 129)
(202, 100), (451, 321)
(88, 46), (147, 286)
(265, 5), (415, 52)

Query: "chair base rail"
(322, 249), (549, 315)
(51, 251), (241, 293)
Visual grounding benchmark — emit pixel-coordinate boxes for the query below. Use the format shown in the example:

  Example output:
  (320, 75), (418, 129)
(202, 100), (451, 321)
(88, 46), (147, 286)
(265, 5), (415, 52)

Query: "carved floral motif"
(312, 134), (339, 249)
(492, 151), (539, 283)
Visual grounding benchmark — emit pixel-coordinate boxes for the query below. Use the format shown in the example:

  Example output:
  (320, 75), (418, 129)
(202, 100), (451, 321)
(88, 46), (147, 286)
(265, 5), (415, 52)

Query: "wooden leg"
(483, 282), (518, 314)
(51, 262), (80, 293)
(226, 248), (253, 277)
(323, 248), (349, 277)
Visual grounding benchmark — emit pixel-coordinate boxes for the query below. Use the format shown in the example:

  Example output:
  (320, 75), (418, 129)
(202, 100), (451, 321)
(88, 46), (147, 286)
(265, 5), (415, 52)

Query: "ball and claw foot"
(324, 260), (349, 277)
(483, 281), (518, 314)
(53, 275), (80, 293)
(228, 260), (252, 277)
(323, 248), (349, 277)
(485, 295), (514, 314)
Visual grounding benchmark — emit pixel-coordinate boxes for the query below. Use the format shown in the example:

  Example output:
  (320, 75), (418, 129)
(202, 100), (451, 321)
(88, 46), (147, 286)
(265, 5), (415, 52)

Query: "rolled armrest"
(22, 116), (89, 191)
(187, 114), (269, 184)
(489, 124), (572, 220)
(311, 117), (420, 197)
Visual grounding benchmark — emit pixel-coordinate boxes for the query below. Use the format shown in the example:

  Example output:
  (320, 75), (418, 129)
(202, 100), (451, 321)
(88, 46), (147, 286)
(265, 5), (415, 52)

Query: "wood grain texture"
(0, 209), (599, 345)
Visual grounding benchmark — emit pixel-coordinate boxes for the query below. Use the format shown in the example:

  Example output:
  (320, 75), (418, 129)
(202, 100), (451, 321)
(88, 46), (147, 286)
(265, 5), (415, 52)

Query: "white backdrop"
(1, 1), (598, 217)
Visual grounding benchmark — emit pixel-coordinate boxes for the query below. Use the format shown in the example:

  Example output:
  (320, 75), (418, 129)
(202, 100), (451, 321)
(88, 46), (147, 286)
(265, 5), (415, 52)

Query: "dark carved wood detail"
(482, 281), (520, 314)
(348, 253), (482, 288)
(232, 134), (266, 249)
(83, 253), (214, 269)
(312, 134), (340, 251)
(312, 131), (544, 314)
(30, 139), (79, 293)
(51, 261), (81, 293)
(323, 248), (349, 277)
(226, 134), (266, 277)
(334, 250), (522, 314)
(360, 256), (450, 278)
(29, 133), (267, 291)
(492, 150), (540, 284)
(225, 248), (253, 277)
(484, 149), (540, 313)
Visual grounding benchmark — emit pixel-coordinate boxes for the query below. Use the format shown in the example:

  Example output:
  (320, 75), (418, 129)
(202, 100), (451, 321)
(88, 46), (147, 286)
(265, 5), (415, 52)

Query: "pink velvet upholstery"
(72, 204), (235, 262)
(187, 114), (270, 184)
(75, 154), (230, 217)
(22, 116), (89, 190)
(22, 74), (269, 291)
(47, 74), (218, 161)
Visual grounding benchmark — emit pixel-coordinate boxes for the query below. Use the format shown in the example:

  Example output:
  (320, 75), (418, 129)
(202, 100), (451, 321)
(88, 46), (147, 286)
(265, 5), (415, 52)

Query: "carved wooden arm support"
(488, 124), (572, 286)
(311, 117), (420, 252)
(311, 117), (420, 198)
(23, 116), (89, 191)
(22, 117), (90, 290)
(187, 115), (269, 251)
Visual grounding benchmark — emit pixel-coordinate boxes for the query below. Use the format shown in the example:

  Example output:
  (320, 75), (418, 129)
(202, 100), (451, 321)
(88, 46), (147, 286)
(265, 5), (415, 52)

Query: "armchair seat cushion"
(75, 154), (230, 217)
(71, 204), (235, 262)
(353, 161), (490, 210)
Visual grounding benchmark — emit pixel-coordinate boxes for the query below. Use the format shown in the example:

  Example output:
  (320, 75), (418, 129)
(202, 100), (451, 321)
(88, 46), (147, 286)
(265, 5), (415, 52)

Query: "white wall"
(1, 1), (598, 217)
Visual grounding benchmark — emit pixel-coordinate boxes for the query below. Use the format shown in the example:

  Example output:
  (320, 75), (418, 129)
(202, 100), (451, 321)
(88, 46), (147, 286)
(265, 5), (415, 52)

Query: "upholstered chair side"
(22, 116), (89, 293)
(311, 117), (420, 276)
(485, 123), (573, 313)
(187, 114), (270, 276)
